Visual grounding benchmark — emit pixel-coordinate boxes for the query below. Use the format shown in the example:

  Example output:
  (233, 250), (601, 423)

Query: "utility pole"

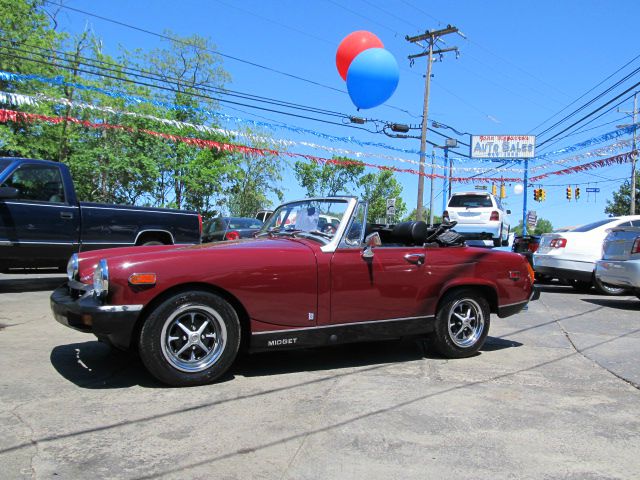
(406, 25), (460, 224)
(619, 92), (638, 214)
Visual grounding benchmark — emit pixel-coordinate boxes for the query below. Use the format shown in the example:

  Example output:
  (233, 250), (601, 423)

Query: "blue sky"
(49, 0), (640, 229)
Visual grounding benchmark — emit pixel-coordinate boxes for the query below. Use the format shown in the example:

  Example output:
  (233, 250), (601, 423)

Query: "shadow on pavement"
(50, 341), (164, 389)
(0, 276), (66, 293)
(482, 336), (523, 351)
(582, 297), (640, 311)
(51, 335), (524, 388)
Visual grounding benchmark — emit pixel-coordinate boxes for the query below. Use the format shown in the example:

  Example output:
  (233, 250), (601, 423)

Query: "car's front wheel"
(139, 290), (241, 387)
(428, 289), (490, 358)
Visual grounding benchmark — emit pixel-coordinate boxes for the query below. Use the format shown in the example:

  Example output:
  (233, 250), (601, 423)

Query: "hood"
(77, 237), (309, 282)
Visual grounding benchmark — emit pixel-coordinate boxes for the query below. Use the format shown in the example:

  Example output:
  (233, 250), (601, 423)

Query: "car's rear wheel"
(428, 290), (490, 358)
(139, 291), (241, 386)
(592, 275), (629, 296)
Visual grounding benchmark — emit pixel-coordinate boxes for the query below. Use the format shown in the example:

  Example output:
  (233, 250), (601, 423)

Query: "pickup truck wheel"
(141, 240), (164, 246)
(139, 291), (241, 387)
(592, 275), (628, 296)
(428, 290), (490, 358)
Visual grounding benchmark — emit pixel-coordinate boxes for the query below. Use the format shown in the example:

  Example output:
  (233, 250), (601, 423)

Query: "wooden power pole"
(406, 25), (460, 224)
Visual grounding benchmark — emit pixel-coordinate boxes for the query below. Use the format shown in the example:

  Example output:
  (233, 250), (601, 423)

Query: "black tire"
(570, 280), (592, 293)
(592, 275), (628, 296)
(139, 290), (241, 387)
(427, 289), (490, 358)
(493, 237), (501, 247)
(141, 240), (164, 246)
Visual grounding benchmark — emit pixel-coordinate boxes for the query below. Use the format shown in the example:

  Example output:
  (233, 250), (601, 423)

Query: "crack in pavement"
(540, 295), (640, 391)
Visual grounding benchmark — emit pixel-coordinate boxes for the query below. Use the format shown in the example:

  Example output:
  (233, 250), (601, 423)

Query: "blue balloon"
(346, 48), (399, 109)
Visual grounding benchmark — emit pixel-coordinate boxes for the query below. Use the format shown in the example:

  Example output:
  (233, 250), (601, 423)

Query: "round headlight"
(93, 259), (109, 298)
(66, 253), (79, 281)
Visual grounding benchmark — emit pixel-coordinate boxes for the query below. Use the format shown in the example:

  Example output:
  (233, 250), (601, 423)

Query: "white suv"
(443, 192), (510, 247)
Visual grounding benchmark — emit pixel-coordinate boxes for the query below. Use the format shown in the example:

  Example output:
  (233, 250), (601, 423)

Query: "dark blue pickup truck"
(0, 157), (201, 273)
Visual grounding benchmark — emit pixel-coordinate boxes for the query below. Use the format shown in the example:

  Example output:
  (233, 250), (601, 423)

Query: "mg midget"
(51, 197), (537, 386)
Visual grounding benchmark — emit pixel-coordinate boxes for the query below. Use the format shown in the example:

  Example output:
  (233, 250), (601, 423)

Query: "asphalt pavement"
(0, 273), (639, 479)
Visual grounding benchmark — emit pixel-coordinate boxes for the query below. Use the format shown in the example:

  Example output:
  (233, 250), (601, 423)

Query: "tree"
(132, 31), (232, 210)
(358, 170), (406, 222)
(512, 218), (553, 235)
(605, 176), (639, 216)
(226, 131), (284, 217)
(293, 158), (364, 197)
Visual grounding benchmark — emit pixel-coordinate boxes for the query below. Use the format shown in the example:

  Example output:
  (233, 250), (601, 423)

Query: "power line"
(536, 90), (637, 153)
(534, 65), (640, 139)
(2, 51), (381, 132)
(43, 0), (348, 94)
(528, 52), (640, 134)
(537, 82), (640, 148)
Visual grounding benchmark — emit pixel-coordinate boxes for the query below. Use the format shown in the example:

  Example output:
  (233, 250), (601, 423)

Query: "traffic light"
(575, 186), (580, 200)
(533, 189), (538, 201)
(541, 189), (546, 201)
(492, 183), (497, 196)
(500, 183), (506, 198)
(566, 186), (572, 200)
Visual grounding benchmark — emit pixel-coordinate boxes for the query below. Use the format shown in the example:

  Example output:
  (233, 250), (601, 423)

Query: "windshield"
(259, 199), (349, 242)
(0, 159), (13, 175)
(448, 194), (493, 208)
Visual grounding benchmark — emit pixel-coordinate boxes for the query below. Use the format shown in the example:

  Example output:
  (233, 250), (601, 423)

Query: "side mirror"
(0, 186), (18, 199)
(506, 209), (512, 215)
(362, 232), (381, 259)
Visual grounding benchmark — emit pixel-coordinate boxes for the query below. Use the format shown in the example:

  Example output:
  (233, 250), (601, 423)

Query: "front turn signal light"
(129, 273), (157, 286)
(526, 262), (535, 284)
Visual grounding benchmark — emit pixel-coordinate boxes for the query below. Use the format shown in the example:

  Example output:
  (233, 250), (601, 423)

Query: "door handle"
(60, 212), (73, 220)
(404, 253), (425, 265)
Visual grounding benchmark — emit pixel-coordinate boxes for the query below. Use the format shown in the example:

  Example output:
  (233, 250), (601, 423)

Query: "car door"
(329, 203), (433, 325)
(0, 163), (79, 270)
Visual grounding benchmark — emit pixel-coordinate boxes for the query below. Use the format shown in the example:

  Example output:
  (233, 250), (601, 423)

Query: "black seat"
(391, 221), (428, 246)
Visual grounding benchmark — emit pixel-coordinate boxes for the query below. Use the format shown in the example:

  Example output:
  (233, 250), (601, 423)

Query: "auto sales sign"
(470, 135), (536, 159)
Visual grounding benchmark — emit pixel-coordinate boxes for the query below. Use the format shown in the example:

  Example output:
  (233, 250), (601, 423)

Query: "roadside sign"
(585, 188), (600, 193)
(474, 185), (487, 190)
(526, 210), (537, 228)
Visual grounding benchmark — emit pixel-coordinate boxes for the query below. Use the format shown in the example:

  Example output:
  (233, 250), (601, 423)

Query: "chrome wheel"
(160, 303), (227, 373)
(447, 298), (485, 348)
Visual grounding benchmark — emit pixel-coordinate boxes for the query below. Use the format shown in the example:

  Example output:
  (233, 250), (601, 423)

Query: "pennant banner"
(0, 90), (528, 174)
(529, 151), (634, 182)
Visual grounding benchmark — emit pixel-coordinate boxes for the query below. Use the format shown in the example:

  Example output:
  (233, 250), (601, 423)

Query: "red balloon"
(336, 31), (384, 81)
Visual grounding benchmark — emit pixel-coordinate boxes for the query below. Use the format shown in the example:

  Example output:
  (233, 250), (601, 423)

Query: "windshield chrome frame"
(259, 196), (358, 253)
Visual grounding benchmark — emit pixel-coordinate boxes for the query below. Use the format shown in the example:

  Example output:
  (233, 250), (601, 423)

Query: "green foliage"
(358, 170), (406, 222)
(226, 131), (284, 217)
(605, 176), (639, 216)
(512, 217), (553, 235)
(293, 158), (364, 197)
(403, 207), (442, 225)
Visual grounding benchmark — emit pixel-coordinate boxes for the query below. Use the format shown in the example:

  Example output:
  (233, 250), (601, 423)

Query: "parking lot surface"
(1, 273), (639, 479)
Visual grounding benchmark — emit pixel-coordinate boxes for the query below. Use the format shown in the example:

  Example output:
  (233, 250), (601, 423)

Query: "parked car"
(443, 191), (510, 247)
(533, 216), (640, 294)
(0, 158), (202, 273)
(51, 196), (537, 387)
(202, 217), (263, 242)
(595, 226), (640, 299)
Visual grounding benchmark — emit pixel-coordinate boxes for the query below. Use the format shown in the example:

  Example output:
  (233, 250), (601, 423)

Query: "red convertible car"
(51, 197), (537, 386)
